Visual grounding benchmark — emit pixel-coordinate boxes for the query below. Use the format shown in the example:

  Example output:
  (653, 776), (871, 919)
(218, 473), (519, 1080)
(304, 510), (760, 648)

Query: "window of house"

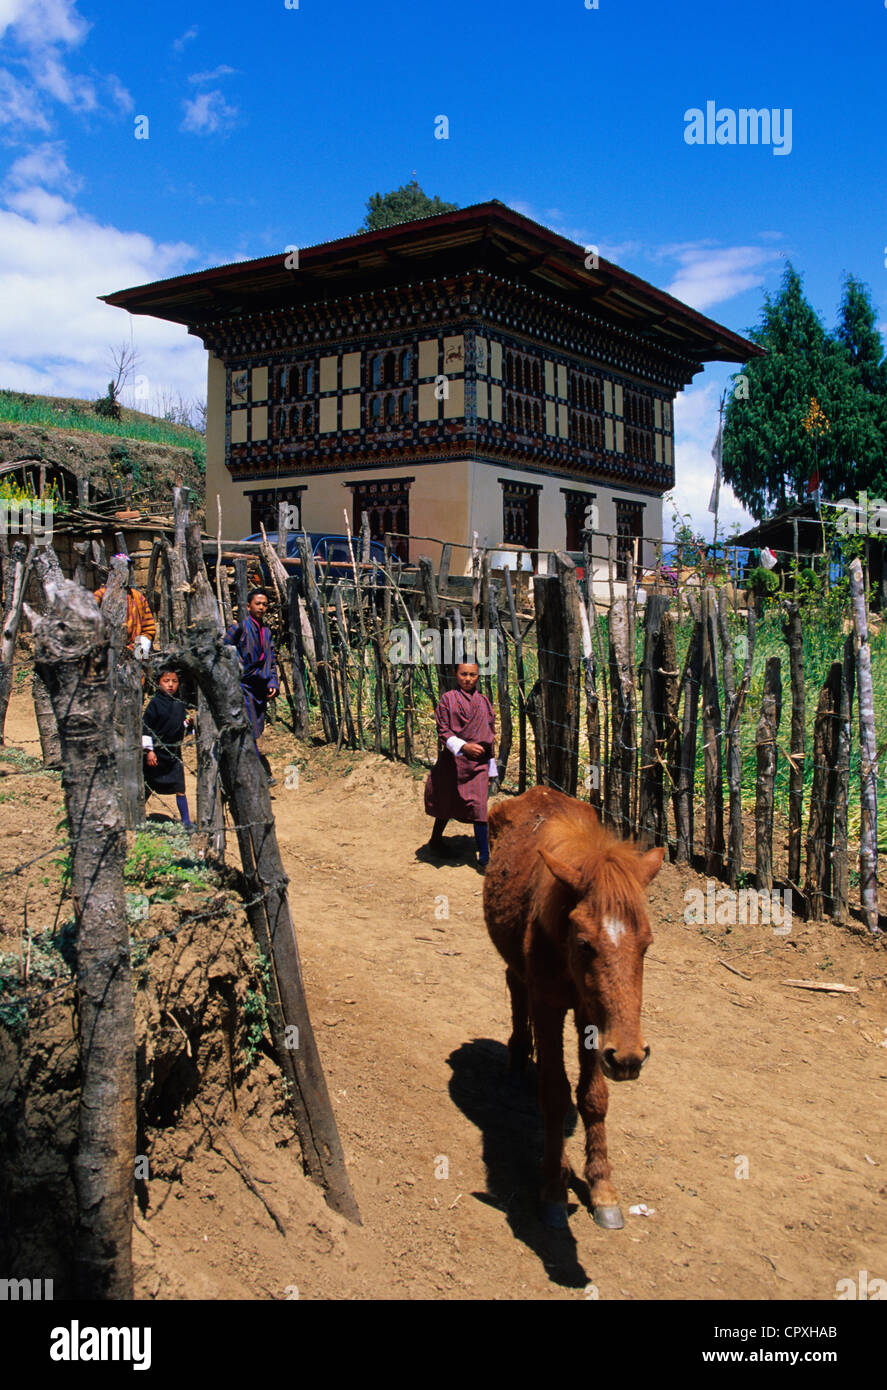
(563, 490), (597, 552)
(501, 480), (541, 553)
(248, 487), (305, 534)
(349, 478), (413, 563)
(615, 499), (645, 579)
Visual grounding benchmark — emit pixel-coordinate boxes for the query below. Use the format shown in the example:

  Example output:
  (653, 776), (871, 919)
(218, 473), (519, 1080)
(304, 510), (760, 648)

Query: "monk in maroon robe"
(424, 662), (497, 867)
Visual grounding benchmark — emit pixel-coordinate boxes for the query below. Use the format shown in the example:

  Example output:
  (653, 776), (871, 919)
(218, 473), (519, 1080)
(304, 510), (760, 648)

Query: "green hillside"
(0, 389), (206, 509)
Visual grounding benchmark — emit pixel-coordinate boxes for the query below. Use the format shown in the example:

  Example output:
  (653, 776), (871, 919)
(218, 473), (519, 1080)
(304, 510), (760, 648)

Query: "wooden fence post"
(295, 535), (338, 743)
(607, 595), (634, 835)
(0, 539), (32, 742)
(804, 661), (842, 919)
(831, 634), (855, 922)
(489, 580), (512, 787)
(30, 546), (64, 768)
(533, 556), (581, 797)
(718, 591), (755, 886)
(33, 581), (136, 1297)
(849, 557), (880, 933)
(173, 610), (361, 1223)
(755, 656), (782, 892)
(99, 556), (144, 829)
(504, 568), (527, 793)
(701, 586), (725, 875)
(638, 593), (669, 847)
(233, 557), (249, 621)
(662, 607), (680, 858)
(783, 600), (805, 888)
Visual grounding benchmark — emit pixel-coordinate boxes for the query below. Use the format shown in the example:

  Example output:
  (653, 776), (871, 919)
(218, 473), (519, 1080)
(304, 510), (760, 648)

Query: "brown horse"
(482, 785), (664, 1229)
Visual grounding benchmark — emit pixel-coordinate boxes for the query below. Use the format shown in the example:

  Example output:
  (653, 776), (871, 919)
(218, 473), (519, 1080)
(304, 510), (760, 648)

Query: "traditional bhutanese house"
(102, 201), (759, 581)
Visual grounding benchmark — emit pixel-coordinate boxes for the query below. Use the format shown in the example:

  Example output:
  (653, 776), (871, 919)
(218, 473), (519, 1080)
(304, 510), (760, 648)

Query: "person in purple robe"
(424, 661), (497, 868)
(224, 589), (279, 781)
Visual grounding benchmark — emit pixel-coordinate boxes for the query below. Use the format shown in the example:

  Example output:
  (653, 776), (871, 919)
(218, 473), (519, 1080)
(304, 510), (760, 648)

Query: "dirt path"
(3, 690), (886, 1300)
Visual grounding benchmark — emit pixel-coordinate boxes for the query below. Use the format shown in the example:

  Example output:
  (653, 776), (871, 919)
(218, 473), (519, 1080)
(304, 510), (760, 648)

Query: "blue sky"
(2, 0), (885, 536)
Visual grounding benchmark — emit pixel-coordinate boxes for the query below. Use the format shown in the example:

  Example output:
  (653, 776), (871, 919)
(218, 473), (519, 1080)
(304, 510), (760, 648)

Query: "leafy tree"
(359, 179), (459, 232)
(723, 265), (887, 515)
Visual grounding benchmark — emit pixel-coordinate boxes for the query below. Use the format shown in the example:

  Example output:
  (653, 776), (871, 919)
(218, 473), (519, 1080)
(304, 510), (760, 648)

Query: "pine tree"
(723, 265), (854, 514)
(359, 179), (459, 233)
(831, 276), (887, 498)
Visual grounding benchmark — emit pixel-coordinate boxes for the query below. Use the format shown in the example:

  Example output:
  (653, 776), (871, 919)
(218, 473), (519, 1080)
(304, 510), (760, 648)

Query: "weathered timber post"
(581, 531), (603, 812)
(0, 539), (32, 742)
(99, 556), (144, 828)
(490, 580), (512, 787)
(296, 534), (338, 742)
(33, 582), (136, 1298)
(755, 656), (782, 892)
(156, 544), (171, 650)
(29, 547), (64, 768)
(673, 593), (703, 863)
(662, 607), (680, 857)
(285, 577), (311, 739)
(419, 556), (441, 707)
(831, 634), (855, 922)
(504, 568), (528, 792)
(607, 595), (634, 834)
(782, 600), (805, 887)
(343, 517), (368, 748)
(717, 591), (755, 886)
(480, 552), (492, 701)
(626, 550), (639, 834)
(333, 585), (357, 751)
(804, 661), (842, 919)
(233, 557), (249, 621)
(174, 612), (361, 1223)
(145, 539), (162, 619)
(638, 593), (669, 847)
(532, 556), (581, 796)
(525, 679), (547, 786)
(184, 523), (226, 858)
(167, 487), (191, 640)
(849, 557), (880, 934)
(701, 586), (725, 875)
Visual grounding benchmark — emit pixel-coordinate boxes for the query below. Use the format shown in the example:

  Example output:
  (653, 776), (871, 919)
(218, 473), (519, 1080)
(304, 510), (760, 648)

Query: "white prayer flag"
(708, 423), (723, 514)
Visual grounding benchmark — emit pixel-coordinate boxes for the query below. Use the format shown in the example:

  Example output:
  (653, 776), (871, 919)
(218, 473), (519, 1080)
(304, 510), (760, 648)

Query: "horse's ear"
(636, 845), (666, 887)
(538, 847), (585, 896)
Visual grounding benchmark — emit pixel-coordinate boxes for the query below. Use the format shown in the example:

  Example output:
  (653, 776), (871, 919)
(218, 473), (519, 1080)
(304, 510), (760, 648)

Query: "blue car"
(238, 531), (391, 592)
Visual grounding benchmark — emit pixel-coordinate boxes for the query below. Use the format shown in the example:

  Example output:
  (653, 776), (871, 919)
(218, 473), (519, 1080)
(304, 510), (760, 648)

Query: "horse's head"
(539, 841), (665, 1081)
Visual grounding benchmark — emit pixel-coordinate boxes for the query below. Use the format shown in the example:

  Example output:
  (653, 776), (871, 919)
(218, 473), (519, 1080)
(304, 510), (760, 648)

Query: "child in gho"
(142, 667), (194, 828)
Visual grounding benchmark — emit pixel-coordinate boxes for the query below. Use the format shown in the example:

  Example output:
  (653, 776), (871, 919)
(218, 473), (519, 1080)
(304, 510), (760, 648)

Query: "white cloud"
(6, 141), (79, 191)
(0, 0), (125, 133)
(662, 242), (783, 312)
(180, 90), (238, 135)
(172, 25), (198, 53)
(0, 175), (207, 408)
(29, 52), (97, 111)
(105, 74), (133, 113)
(669, 373), (756, 541)
(0, 69), (51, 129)
(0, 0), (88, 46)
(188, 65), (236, 85)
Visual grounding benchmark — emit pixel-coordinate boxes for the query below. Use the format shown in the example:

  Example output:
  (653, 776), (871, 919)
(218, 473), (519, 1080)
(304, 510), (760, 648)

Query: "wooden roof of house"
(101, 201), (762, 368)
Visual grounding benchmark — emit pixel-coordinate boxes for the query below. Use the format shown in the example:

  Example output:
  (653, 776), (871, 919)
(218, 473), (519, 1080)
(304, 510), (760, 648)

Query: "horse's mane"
(534, 802), (649, 922)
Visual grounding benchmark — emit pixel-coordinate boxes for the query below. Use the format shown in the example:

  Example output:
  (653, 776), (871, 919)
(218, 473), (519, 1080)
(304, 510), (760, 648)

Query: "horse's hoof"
(593, 1204), (625, 1230)
(541, 1201), (569, 1229)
